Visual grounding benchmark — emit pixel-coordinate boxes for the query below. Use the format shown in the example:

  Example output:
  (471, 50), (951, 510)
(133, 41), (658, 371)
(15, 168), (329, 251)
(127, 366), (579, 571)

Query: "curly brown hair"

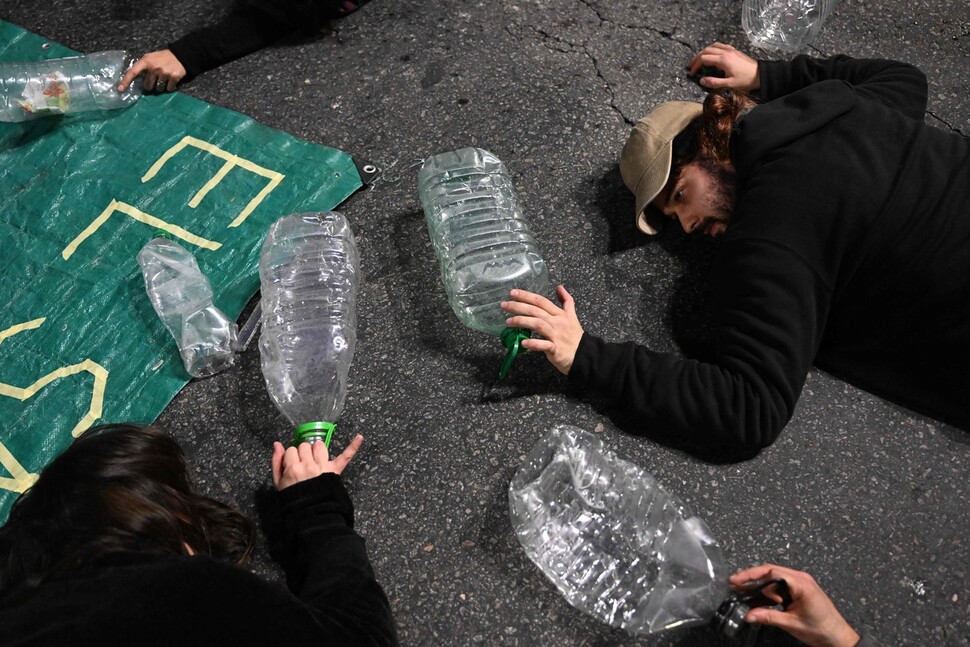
(659, 88), (757, 205)
(0, 423), (255, 594)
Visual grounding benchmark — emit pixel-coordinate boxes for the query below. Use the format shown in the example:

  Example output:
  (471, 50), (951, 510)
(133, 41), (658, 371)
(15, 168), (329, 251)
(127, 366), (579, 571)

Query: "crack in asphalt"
(926, 111), (966, 136)
(582, 43), (635, 126)
(574, 0), (696, 125)
(577, 0), (696, 50)
(502, 1), (713, 126)
(503, 10), (635, 126)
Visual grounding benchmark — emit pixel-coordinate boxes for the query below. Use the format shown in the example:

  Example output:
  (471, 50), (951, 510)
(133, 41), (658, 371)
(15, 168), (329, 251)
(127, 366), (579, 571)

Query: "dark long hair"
(0, 423), (254, 594)
(660, 88), (757, 204)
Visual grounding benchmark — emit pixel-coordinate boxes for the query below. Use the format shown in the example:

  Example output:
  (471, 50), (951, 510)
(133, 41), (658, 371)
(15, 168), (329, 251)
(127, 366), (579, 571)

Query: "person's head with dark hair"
(620, 89), (757, 237)
(0, 423), (254, 595)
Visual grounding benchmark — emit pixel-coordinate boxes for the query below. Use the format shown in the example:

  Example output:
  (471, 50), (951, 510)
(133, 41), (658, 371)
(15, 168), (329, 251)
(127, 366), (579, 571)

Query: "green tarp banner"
(0, 21), (362, 523)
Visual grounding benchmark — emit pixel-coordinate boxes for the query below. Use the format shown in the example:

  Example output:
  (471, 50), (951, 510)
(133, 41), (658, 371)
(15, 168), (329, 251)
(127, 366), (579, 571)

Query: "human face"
(652, 161), (736, 238)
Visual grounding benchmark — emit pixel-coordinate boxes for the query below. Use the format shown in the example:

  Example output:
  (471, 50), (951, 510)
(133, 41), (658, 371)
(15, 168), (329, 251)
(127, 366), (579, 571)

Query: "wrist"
(828, 622), (860, 647)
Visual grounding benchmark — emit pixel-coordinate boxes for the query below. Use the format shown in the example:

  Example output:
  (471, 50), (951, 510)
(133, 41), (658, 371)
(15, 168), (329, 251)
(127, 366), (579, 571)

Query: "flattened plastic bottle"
(742, 0), (840, 52)
(0, 50), (140, 122)
(418, 147), (549, 378)
(509, 425), (731, 635)
(258, 212), (360, 447)
(137, 236), (238, 378)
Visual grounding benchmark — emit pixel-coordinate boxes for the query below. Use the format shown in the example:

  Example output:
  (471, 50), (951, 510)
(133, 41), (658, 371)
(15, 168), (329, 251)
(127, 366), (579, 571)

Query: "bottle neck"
(292, 421), (336, 448)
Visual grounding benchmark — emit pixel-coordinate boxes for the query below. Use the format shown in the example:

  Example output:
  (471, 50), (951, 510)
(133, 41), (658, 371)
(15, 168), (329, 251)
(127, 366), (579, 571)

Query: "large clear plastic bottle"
(258, 212), (360, 447)
(742, 0), (840, 52)
(417, 147), (549, 378)
(0, 50), (141, 123)
(509, 425), (731, 635)
(137, 236), (238, 378)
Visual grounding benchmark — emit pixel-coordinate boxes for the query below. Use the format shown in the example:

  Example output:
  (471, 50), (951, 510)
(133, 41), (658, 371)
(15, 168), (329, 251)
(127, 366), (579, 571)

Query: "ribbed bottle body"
(742, 0), (839, 52)
(418, 147), (548, 335)
(258, 212), (360, 427)
(0, 51), (140, 122)
(509, 425), (729, 635)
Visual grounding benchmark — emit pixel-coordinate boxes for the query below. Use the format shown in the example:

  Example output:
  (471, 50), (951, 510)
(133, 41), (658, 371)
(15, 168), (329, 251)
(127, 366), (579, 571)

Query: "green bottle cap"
(292, 421), (335, 448)
(151, 229), (172, 240)
(498, 327), (531, 380)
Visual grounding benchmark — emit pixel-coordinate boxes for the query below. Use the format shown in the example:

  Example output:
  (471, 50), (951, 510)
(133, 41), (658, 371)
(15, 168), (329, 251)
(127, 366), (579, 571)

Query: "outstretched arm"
(504, 236), (825, 451)
(272, 437), (398, 646)
(756, 52), (927, 118)
(686, 42), (927, 119)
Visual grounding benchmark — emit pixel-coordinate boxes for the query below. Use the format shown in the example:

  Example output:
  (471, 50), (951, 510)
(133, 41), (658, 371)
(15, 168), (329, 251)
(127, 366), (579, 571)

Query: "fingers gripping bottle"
(417, 147), (549, 379)
(258, 212), (360, 448)
(137, 235), (238, 378)
(510, 425), (755, 637)
(0, 50), (141, 122)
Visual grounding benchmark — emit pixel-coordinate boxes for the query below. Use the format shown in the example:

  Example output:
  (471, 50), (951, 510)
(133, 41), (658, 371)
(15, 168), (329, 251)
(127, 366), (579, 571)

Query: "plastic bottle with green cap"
(258, 212), (360, 448)
(136, 232), (238, 378)
(417, 147), (550, 379)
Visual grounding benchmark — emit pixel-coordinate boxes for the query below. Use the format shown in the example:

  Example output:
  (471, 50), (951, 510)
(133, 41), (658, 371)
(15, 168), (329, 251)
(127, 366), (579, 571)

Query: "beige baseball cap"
(620, 101), (703, 235)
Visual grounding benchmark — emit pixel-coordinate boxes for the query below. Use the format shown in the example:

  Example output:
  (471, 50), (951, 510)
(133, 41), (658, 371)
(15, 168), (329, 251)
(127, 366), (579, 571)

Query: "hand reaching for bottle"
(118, 49), (187, 93)
(271, 435), (364, 491)
(730, 564), (861, 647)
(500, 285), (585, 375)
(687, 42), (761, 92)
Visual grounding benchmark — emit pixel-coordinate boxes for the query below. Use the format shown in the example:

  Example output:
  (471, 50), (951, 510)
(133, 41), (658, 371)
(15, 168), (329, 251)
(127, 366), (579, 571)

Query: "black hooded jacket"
(0, 474), (398, 646)
(570, 55), (970, 450)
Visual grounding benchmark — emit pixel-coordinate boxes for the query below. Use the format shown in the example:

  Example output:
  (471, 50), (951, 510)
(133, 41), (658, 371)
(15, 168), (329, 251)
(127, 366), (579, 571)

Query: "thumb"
(557, 285), (575, 313)
(745, 608), (804, 635)
(700, 75), (731, 89)
(271, 441), (284, 489)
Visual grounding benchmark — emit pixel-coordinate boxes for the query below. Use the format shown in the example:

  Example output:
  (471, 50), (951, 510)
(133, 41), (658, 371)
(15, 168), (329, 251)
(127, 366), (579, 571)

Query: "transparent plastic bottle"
(417, 147), (549, 379)
(509, 425), (731, 635)
(0, 50), (141, 123)
(137, 236), (238, 378)
(742, 0), (840, 52)
(258, 212), (360, 447)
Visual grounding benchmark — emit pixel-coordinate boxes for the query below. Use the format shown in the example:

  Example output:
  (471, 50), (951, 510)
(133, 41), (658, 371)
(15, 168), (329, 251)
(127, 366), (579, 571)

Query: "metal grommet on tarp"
(354, 158), (380, 184)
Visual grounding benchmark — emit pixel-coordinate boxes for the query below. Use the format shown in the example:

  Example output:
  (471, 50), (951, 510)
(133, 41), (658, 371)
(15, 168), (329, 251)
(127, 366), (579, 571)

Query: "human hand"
(687, 42), (760, 92)
(271, 434), (364, 491)
(500, 285), (584, 375)
(730, 564), (861, 647)
(118, 49), (187, 93)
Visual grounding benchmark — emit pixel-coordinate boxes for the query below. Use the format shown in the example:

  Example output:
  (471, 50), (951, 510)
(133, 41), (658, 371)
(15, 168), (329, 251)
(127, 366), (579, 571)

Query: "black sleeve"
(568, 239), (829, 451)
(757, 55), (928, 120)
(277, 473), (398, 646)
(168, 4), (290, 81)
(167, 0), (353, 81)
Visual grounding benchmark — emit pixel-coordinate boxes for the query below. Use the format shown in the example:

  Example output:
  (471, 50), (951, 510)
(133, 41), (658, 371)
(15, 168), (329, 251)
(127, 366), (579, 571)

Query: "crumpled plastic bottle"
(417, 147), (549, 379)
(258, 212), (360, 447)
(742, 0), (840, 53)
(0, 50), (141, 122)
(137, 236), (238, 378)
(509, 425), (730, 635)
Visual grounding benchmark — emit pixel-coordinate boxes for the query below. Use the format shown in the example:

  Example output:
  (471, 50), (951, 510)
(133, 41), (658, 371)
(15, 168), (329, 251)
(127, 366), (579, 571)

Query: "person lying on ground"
(502, 43), (970, 453)
(118, 0), (371, 93)
(0, 422), (398, 646)
(731, 563), (880, 647)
